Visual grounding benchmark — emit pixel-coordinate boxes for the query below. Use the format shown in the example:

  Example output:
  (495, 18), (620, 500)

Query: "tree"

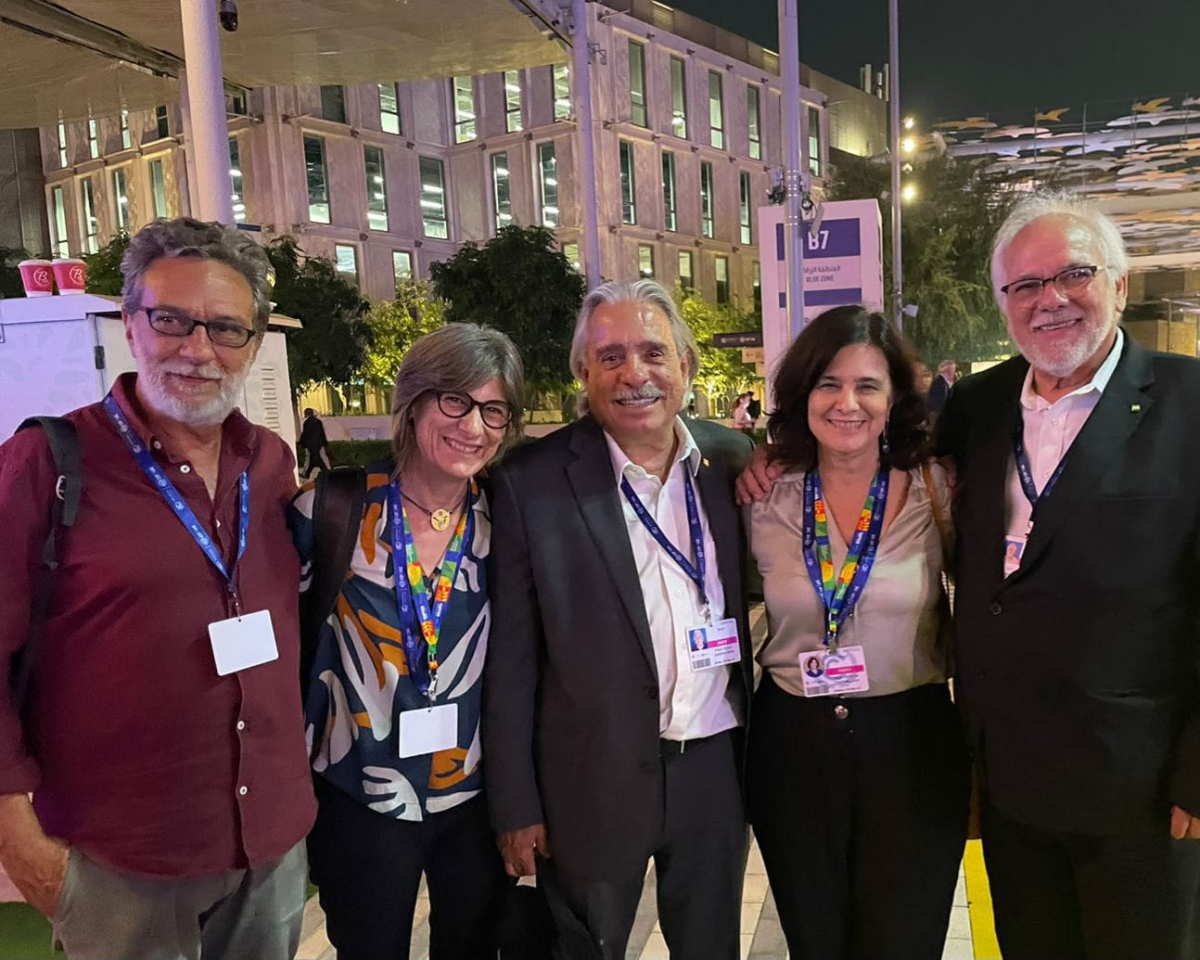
(266, 236), (373, 396)
(429, 225), (585, 396)
(83, 233), (129, 296)
(830, 154), (1020, 364)
(677, 287), (761, 411)
(0, 247), (28, 299)
(359, 279), (446, 388)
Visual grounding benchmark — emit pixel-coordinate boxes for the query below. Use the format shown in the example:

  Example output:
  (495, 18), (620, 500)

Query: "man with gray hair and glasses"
(0, 218), (314, 959)
(934, 191), (1200, 958)
(483, 280), (755, 958)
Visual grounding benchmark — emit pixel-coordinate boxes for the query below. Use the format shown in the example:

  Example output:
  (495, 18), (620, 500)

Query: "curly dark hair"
(767, 305), (930, 470)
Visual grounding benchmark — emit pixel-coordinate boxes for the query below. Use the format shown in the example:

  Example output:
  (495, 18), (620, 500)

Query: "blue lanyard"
(103, 394), (249, 608)
(387, 480), (473, 702)
(1013, 415), (1069, 526)
(620, 469), (708, 611)
(801, 468), (889, 648)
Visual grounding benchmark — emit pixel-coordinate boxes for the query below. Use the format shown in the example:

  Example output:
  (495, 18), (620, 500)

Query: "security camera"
(218, 0), (238, 32)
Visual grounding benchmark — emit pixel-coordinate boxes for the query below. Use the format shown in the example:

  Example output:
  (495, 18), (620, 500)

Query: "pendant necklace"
(401, 489), (461, 531)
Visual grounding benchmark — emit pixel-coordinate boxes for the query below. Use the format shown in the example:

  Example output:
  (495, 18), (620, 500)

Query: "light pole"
(179, 0), (235, 224)
(888, 0), (902, 328)
(779, 0), (806, 337)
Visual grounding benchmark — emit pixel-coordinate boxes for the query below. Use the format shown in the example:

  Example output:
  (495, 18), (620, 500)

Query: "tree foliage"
(266, 236), (372, 395)
(359, 279), (446, 388)
(0, 247), (28, 299)
(678, 287), (762, 407)
(830, 154), (1019, 364)
(83, 233), (130, 296)
(429, 225), (585, 395)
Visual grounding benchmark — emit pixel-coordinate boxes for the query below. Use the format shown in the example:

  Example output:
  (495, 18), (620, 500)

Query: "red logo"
(33, 268), (50, 287)
(68, 265), (84, 286)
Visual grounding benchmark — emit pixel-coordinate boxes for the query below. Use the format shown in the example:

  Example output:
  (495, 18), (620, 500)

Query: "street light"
(903, 116), (915, 131)
(902, 136), (915, 155)
(902, 183), (917, 203)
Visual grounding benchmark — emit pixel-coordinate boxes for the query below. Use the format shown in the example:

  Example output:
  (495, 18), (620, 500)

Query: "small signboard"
(712, 331), (763, 348)
(742, 347), (765, 364)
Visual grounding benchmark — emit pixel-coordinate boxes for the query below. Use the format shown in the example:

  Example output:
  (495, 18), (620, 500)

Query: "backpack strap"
(301, 465), (366, 695)
(12, 417), (83, 712)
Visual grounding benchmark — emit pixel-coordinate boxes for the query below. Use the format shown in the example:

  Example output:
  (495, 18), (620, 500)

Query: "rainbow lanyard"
(801, 469), (889, 649)
(388, 479), (475, 704)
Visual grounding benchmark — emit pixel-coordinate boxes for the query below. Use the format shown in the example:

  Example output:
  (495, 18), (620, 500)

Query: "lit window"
(321, 86), (346, 124)
(629, 41), (647, 127)
(420, 157), (448, 239)
(553, 65), (571, 120)
(88, 119), (99, 160)
(708, 71), (724, 150)
(662, 152), (677, 232)
(747, 85), (761, 160)
(334, 244), (358, 284)
(57, 118), (67, 167)
(619, 141), (636, 226)
(539, 143), (560, 228)
(229, 138), (245, 223)
(563, 241), (581, 273)
(364, 145), (388, 231)
(81, 178), (99, 254)
(113, 168), (130, 231)
(700, 161), (714, 239)
(304, 136), (330, 224)
(155, 105), (170, 139)
(149, 159), (168, 218)
(379, 84), (401, 135)
(808, 105), (822, 178)
(505, 71), (523, 133)
(453, 76), (476, 143)
(393, 250), (413, 290)
(752, 260), (761, 310)
(740, 172), (752, 245)
(678, 250), (694, 290)
(715, 256), (729, 304)
(120, 108), (131, 150)
(670, 57), (688, 138)
(51, 186), (69, 257)
(639, 244), (655, 279)
(491, 152), (512, 232)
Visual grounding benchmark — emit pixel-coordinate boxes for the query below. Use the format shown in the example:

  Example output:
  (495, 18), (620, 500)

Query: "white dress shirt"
(1003, 329), (1124, 575)
(605, 418), (742, 741)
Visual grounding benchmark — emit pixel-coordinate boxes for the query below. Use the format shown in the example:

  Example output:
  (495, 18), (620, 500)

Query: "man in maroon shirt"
(0, 218), (316, 959)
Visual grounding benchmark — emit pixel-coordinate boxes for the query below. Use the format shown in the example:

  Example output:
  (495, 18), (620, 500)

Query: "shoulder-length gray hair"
(568, 279), (699, 416)
(391, 323), (525, 473)
(121, 217), (274, 333)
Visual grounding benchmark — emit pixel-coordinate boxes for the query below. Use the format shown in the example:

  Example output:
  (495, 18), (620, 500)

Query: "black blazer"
(481, 416), (754, 880)
(937, 336), (1200, 835)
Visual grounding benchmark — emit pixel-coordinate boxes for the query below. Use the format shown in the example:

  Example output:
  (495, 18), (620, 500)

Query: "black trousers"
(983, 800), (1200, 959)
(307, 776), (508, 960)
(539, 729), (746, 960)
(746, 677), (970, 960)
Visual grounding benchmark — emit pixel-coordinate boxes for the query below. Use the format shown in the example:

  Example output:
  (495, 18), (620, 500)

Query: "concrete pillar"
(179, 0), (235, 223)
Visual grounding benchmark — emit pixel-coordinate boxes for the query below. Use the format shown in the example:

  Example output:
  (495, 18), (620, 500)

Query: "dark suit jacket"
(482, 415), (754, 880)
(927, 374), (952, 415)
(937, 336), (1200, 835)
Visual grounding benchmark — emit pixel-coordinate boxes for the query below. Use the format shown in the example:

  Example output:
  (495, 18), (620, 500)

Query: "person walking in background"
(926, 360), (956, 418)
(733, 391), (754, 434)
(299, 407), (332, 477)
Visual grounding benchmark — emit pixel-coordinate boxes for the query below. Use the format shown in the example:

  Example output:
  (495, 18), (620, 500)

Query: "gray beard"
(138, 363), (249, 427)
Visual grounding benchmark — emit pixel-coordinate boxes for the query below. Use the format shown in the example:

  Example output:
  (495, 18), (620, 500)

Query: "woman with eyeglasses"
(290, 322), (525, 960)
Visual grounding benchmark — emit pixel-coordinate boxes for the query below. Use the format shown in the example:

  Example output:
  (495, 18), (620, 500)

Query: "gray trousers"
(52, 840), (307, 960)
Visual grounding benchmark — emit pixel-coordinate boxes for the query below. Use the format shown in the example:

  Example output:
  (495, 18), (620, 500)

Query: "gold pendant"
(431, 509), (451, 531)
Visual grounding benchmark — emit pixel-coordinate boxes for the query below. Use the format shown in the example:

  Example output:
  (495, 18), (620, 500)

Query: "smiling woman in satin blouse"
(746, 305), (970, 960)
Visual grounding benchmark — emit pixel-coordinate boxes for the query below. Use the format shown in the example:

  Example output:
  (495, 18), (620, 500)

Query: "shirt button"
(989, 601), (1003, 616)
(238, 785), (248, 796)
(180, 464), (192, 474)
(834, 704), (849, 720)
(152, 440), (162, 450)
(236, 720), (245, 731)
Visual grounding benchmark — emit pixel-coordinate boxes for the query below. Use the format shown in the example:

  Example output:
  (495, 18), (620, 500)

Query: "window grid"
(321, 86), (347, 124)
(505, 71), (523, 133)
(149, 158), (168, 218)
(739, 172), (752, 245)
(708, 72), (724, 150)
(393, 251), (414, 290)
(662, 152), (677, 232)
(638, 243), (655, 279)
(491, 152), (513, 232)
(334, 243), (358, 284)
(808, 106), (822, 178)
(670, 58), (688, 138)
(229, 138), (245, 223)
(57, 119), (67, 167)
(553, 65), (571, 120)
(379, 84), (401, 135)
(747, 85), (762, 160)
(155, 105), (169, 139)
(420, 157), (448, 239)
(700, 161), (714, 238)
(81, 178), (99, 254)
(539, 143), (560, 228)
(364, 146), (388, 231)
(453, 76), (477, 143)
(88, 119), (99, 160)
(678, 250), (694, 290)
(52, 186), (69, 257)
(113, 168), (130, 232)
(304, 135), (330, 224)
(619, 141), (637, 225)
(715, 255), (730, 304)
(629, 41), (648, 127)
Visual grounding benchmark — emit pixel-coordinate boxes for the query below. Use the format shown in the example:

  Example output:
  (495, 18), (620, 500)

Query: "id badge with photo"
(398, 703), (459, 758)
(208, 609), (279, 676)
(1003, 535), (1027, 578)
(799, 645), (870, 697)
(684, 617), (741, 672)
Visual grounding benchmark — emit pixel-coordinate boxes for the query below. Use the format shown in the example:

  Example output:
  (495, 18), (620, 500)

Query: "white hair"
(990, 190), (1129, 296)
(569, 279), (699, 417)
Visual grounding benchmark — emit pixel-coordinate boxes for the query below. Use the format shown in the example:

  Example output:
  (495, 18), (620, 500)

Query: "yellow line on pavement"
(963, 840), (1002, 959)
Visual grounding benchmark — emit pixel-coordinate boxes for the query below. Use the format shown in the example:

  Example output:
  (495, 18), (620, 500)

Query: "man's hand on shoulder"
(1170, 805), (1200, 840)
(498, 823), (549, 877)
(735, 444), (784, 505)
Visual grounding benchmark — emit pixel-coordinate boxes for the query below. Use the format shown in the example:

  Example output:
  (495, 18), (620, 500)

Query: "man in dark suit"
(936, 192), (1200, 959)
(482, 280), (754, 960)
(926, 360), (955, 417)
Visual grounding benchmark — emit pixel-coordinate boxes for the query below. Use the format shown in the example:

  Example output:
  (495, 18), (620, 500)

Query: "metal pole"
(573, 0), (602, 290)
(888, 0), (902, 328)
(780, 0), (806, 336)
(179, 0), (234, 224)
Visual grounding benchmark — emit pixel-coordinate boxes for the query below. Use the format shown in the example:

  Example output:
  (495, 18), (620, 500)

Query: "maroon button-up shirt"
(0, 373), (315, 877)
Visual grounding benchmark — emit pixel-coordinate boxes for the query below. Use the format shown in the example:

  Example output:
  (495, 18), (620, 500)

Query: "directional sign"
(712, 331), (763, 348)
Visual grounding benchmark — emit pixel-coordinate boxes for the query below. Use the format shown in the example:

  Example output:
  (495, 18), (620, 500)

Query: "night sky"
(672, 0), (1200, 123)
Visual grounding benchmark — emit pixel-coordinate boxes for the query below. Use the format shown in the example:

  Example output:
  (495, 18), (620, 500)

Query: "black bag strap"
(12, 417), (83, 712)
(301, 465), (366, 694)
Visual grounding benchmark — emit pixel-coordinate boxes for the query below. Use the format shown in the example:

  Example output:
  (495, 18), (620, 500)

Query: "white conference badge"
(399, 704), (459, 758)
(685, 617), (741, 672)
(208, 609), (279, 676)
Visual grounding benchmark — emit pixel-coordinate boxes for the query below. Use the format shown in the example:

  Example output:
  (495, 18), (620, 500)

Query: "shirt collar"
(1019, 327), (1124, 411)
(605, 416), (700, 484)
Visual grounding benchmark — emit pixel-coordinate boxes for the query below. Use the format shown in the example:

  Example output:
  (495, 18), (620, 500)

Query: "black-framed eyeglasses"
(142, 308), (257, 348)
(1000, 265), (1103, 305)
(435, 390), (514, 429)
